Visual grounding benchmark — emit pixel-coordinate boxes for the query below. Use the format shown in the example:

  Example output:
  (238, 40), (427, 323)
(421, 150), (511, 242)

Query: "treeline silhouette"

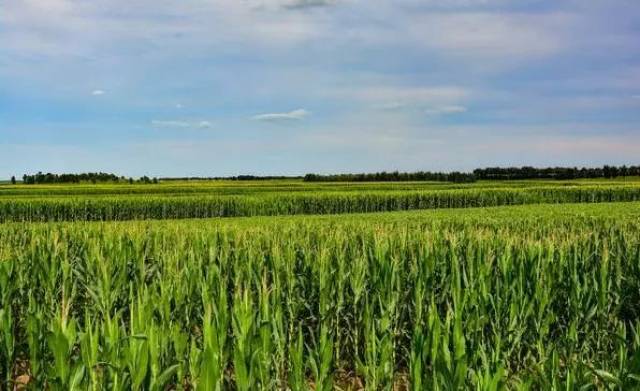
(304, 171), (476, 183)
(162, 175), (302, 181)
(16, 165), (640, 185)
(21, 172), (159, 184)
(22, 172), (121, 184)
(473, 165), (640, 180)
(305, 165), (640, 183)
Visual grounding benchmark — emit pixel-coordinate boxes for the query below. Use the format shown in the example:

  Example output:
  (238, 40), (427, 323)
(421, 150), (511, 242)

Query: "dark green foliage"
(22, 172), (122, 184)
(305, 165), (640, 182)
(304, 170), (476, 183)
(1, 203), (640, 389)
(474, 165), (640, 180)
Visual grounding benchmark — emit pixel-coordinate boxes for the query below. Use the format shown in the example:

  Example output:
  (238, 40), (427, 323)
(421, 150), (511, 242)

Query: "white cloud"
(92, 90), (105, 96)
(252, 109), (311, 122)
(425, 105), (468, 116)
(341, 85), (470, 112)
(151, 120), (213, 129)
(152, 120), (191, 128)
(197, 121), (213, 128)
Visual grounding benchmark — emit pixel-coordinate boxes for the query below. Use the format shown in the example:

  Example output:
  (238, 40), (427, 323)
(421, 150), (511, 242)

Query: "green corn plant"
(102, 310), (125, 391)
(470, 360), (505, 391)
(47, 299), (84, 390)
(124, 293), (150, 390)
(409, 257), (427, 391)
(350, 251), (368, 364)
(189, 340), (202, 389)
(171, 325), (189, 389)
(148, 323), (180, 391)
(79, 313), (101, 390)
(0, 257), (14, 386)
(197, 303), (228, 391)
(308, 324), (333, 391)
(359, 296), (397, 390)
(288, 326), (306, 391)
(232, 287), (258, 391)
(359, 305), (381, 390)
(256, 271), (277, 389)
(0, 307), (14, 387)
(26, 305), (44, 387)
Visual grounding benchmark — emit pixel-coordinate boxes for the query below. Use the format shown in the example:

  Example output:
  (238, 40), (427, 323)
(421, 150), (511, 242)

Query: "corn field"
(1, 202), (640, 389)
(1, 185), (640, 222)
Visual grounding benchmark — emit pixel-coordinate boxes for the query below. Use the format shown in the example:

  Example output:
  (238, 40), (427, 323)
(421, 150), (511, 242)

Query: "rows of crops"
(2, 185), (640, 222)
(1, 178), (637, 198)
(1, 202), (640, 389)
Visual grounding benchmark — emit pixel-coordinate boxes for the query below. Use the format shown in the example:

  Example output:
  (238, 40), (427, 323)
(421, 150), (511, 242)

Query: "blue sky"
(1, 0), (639, 178)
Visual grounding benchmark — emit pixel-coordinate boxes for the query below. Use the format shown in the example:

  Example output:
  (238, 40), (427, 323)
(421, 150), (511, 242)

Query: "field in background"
(1, 180), (640, 389)
(3, 177), (640, 197)
(1, 178), (640, 222)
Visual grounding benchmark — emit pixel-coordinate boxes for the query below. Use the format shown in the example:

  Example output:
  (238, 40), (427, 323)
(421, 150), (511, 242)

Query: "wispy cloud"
(348, 86), (470, 113)
(375, 102), (408, 111)
(151, 120), (213, 129)
(343, 86), (470, 109)
(91, 90), (105, 96)
(252, 109), (311, 122)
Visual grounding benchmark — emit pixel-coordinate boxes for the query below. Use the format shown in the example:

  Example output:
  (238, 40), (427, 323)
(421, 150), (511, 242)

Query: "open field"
(2, 200), (640, 389)
(2, 177), (640, 197)
(1, 179), (640, 222)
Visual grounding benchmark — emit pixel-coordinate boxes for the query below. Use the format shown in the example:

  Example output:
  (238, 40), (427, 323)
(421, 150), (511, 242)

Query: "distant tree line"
(304, 171), (477, 183)
(15, 165), (640, 185)
(161, 175), (303, 181)
(305, 165), (640, 183)
(22, 172), (121, 184)
(21, 172), (159, 184)
(473, 165), (640, 180)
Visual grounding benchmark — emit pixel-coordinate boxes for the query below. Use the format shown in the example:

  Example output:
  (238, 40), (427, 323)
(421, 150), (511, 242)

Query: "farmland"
(1, 179), (640, 222)
(1, 180), (640, 389)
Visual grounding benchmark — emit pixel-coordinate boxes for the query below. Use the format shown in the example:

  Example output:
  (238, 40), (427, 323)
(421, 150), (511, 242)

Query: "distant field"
(2, 202), (640, 389)
(1, 178), (640, 222)
(2, 177), (640, 197)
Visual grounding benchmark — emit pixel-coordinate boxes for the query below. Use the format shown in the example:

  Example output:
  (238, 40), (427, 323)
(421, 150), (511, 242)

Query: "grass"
(1, 201), (640, 389)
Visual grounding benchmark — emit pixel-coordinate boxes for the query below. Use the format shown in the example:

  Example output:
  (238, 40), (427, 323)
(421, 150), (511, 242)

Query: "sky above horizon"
(1, 0), (639, 178)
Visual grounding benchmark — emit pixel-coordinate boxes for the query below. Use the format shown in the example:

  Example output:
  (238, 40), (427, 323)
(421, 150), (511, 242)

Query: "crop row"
(1, 206), (640, 389)
(1, 185), (640, 222)
(1, 179), (637, 198)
